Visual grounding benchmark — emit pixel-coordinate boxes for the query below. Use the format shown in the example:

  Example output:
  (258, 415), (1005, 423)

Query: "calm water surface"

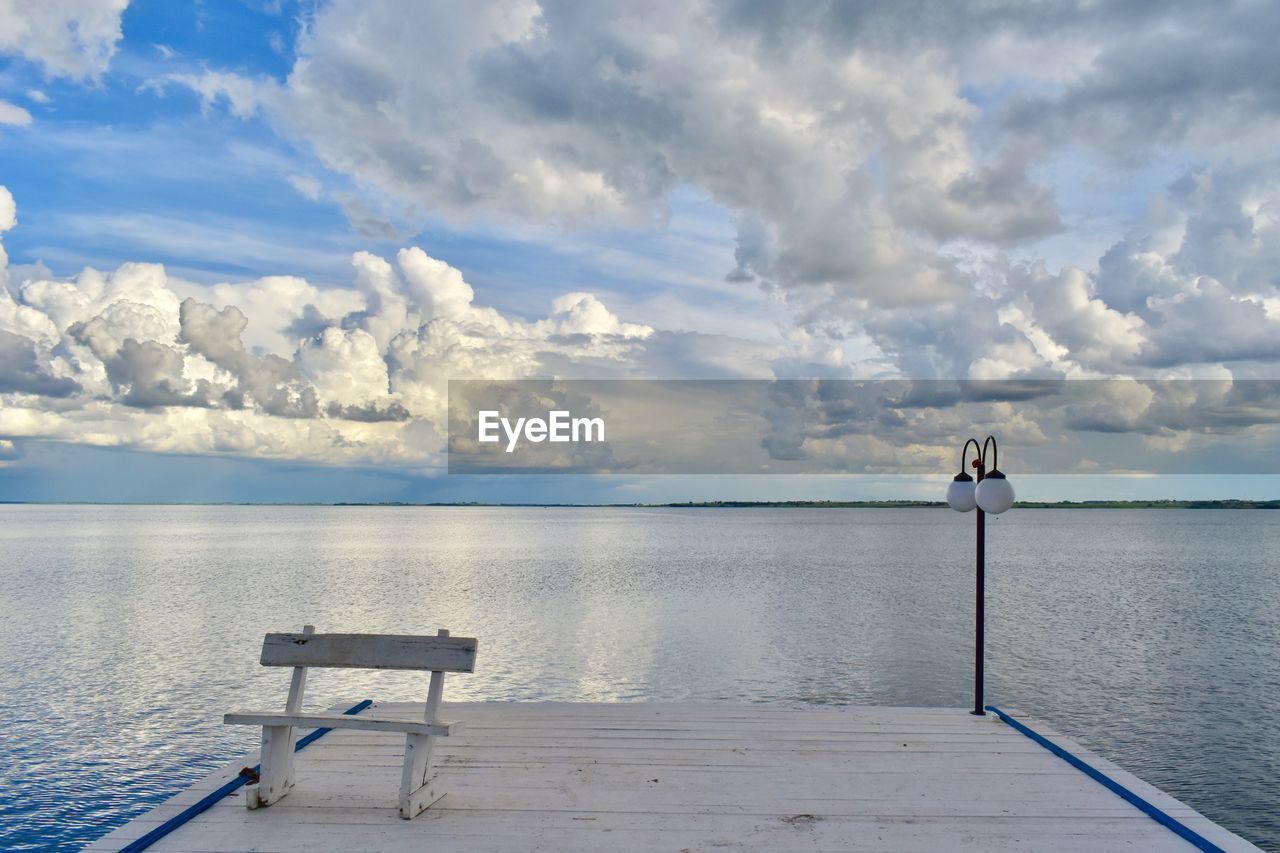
(0, 506), (1276, 850)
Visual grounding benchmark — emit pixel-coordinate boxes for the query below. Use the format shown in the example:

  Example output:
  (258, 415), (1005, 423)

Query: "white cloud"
(0, 186), (15, 231)
(0, 99), (33, 125)
(0, 0), (128, 80)
(164, 69), (272, 119)
(296, 327), (390, 407)
(1013, 263), (1144, 370)
(286, 174), (322, 201)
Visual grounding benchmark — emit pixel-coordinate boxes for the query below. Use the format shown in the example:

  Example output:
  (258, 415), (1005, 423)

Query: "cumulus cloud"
(1090, 162), (1280, 372)
(1011, 263), (1144, 371)
(0, 186), (773, 466)
(177, 298), (319, 418)
(0, 0), (128, 80)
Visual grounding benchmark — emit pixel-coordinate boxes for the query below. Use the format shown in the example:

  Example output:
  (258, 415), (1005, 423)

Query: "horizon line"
(2, 499), (1277, 509)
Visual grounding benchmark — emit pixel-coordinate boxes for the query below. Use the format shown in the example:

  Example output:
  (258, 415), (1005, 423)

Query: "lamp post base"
(970, 709), (986, 716)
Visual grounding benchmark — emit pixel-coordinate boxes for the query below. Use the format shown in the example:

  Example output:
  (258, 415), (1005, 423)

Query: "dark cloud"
(180, 298), (320, 418)
(284, 303), (336, 342)
(326, 400), (411, 422)
(66, 319), (218, 409)
(109, 338), (219, 409)
(1003, 2), (1280, 160)
(0, 330), (81, 397)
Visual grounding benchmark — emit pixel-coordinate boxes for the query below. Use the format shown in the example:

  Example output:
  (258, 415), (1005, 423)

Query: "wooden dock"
(90, 702), (1262, 852)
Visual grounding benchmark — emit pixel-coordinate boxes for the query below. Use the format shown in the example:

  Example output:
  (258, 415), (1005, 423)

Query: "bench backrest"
(260, 632), (478, 672)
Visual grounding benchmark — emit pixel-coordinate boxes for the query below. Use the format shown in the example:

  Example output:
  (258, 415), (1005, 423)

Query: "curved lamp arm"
(981, 435), (998, 471)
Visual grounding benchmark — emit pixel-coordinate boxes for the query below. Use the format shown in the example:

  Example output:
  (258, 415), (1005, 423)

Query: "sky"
(1, 0), (1279, 503)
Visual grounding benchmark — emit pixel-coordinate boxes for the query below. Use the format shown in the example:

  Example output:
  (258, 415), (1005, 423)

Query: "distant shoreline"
(2, 500), (1277, 509)
(654, 500), (1280, 509)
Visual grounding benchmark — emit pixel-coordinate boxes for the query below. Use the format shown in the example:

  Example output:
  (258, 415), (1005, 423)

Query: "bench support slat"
(398, 629), (449, 819)
(284, 625), (313, 714)
(400, 769), (445, 819)
(399, 736), (443, 818)
(249, 725), (295, 809)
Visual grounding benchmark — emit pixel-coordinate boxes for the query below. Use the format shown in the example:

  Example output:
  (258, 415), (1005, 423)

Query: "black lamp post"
(945, 436), (1015, 716)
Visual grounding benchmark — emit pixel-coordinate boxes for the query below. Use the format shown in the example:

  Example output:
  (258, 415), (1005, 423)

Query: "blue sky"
(3, 3), (320, 267)
(1, 1), (1278, 502)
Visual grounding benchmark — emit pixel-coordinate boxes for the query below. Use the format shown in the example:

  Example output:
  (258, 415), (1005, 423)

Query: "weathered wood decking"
(89, 702), (1262, 852)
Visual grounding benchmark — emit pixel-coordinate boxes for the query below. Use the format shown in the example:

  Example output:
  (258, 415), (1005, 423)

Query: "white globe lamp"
(975, 469), (1015, 514)
(946, 472), (977, 512)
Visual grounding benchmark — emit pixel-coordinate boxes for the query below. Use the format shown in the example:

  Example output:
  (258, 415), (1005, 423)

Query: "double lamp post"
(945, 436), (1015, 716)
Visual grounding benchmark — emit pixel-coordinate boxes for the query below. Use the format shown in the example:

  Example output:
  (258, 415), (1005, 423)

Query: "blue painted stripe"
(985, 705), (1228, 853)
(118, 699), (374, 853)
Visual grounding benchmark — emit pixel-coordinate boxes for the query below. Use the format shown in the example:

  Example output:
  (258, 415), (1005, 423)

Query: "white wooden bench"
(224, 626), (478, 819)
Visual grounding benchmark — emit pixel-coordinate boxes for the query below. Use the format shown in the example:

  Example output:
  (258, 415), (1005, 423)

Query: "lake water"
(0, 505), (1276, 850)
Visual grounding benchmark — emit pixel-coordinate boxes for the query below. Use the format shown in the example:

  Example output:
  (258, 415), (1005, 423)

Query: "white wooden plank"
(109, 813), (1214, 853)
(320, 750), (1076, 772)
(260, 633), (478, 672)
(91, 811), (1239, 850)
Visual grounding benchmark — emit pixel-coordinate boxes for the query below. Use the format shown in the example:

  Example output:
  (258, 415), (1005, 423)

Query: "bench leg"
(248, 724), (295, 809)
(398, 732), (444, 819)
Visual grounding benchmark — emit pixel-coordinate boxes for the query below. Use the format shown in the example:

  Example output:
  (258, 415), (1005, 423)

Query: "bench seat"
(224, 711), (458, 737)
